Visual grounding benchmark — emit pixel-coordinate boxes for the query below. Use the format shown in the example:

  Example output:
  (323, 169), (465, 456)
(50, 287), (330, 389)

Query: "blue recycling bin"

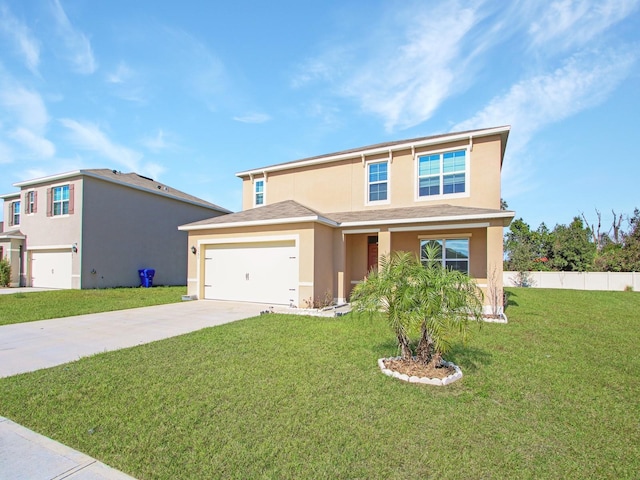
(138, 268), (155, 288)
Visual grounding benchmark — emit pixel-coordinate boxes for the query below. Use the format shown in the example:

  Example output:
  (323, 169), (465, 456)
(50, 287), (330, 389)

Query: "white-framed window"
(48, 184), (71, 216)
(420, 238), (469, 274)
(367, 160), (389, 203)
(53, 185), (69, 215)
(254, 179), (265, 206)
(417, 149), (467, 198)
(26, 190), (37, 214)
(11, 201), (20, 226)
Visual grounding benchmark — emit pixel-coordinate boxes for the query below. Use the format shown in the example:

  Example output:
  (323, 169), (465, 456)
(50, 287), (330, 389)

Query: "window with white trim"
(420, 238), (469, 274)
(367, 161), (388, 203)
(26, 190), (36, 214)
(52, 185), (70, 215)
(254, 179), (265, 206)
(11, 201), (20, 226)
(418, 150), (466, 197)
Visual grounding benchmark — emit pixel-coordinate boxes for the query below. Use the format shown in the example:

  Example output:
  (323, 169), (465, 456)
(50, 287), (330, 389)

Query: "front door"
(367, 236), (378, 272)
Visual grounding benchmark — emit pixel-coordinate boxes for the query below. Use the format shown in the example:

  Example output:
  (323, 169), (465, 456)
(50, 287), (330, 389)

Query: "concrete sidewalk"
(0, 299), (272, 479)
(0, 416), (135, 479)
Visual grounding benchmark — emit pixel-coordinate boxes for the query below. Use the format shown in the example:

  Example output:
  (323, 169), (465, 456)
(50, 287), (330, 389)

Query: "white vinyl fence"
(503, 271), (640, 292)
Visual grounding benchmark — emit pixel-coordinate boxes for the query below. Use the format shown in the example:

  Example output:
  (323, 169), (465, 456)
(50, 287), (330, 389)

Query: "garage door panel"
(204, 242), (298, 305)
(31, 250), (72, 289)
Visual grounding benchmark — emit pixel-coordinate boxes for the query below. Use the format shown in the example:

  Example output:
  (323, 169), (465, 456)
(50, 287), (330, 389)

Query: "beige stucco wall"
(240, 134), (504, 213)
(81, 176), (225, 289)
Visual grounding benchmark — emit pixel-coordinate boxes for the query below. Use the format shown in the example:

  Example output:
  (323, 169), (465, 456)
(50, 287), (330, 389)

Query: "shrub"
(0, 258), (11, 287)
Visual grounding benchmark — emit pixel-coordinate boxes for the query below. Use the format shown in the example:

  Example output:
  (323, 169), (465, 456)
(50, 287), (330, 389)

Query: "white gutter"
(179, 215), (338, 231)
(236, 126), (510, 177)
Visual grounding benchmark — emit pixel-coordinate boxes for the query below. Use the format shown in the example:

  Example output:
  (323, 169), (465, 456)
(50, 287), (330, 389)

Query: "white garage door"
(31, 250), (72, 289)
(204, 240), (298, 305)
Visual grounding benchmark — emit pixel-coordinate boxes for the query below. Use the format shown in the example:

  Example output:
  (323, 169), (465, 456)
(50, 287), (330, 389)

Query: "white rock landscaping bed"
(378, 357), (464, 386)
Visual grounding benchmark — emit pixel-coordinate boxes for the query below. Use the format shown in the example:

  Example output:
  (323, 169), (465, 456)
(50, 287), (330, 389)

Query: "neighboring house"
(0, 169), (230, 289)
(179, 126), (515, 311)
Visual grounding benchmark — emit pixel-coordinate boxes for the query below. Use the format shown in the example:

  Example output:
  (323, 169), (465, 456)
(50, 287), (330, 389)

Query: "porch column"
(334, 230), (347, 304)
(378, 229), (391, 269)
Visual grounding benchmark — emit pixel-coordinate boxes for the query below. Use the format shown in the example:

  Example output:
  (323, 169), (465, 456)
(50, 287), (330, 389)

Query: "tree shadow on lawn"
(445, 344), (493, 373)
(503, 289), (519, 309)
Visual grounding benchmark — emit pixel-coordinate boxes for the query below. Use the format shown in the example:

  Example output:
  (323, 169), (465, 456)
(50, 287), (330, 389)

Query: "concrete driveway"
(0, 300), (271, 378)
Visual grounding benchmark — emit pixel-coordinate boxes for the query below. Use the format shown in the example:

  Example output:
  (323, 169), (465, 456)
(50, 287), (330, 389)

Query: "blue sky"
(0, 0), (638, 231)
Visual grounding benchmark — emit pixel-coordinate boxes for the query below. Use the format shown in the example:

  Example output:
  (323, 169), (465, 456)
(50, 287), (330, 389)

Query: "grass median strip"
(0, 288), (638, 478)
(0, 286), (186, 326)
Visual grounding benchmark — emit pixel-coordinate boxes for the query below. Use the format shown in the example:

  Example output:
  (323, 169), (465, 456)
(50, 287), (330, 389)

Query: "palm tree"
(351, 249), (483, 367)
(350, 251), (424, 360)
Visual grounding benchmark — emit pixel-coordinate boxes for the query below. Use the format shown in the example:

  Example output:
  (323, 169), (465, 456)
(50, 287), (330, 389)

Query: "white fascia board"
(236, 126), (511, 177)
(179, 215), (338, 231)
(389, 222), (490, 232)
(339, 211), (515, 228)
(0, 232), (26, 239)
(27, 244), (73, 250)
(0, 192), (20, 199)
(13, 170), (83, 187)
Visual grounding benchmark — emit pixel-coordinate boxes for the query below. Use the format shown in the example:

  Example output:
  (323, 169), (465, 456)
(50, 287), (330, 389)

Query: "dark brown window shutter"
(33, 191), (37, 213)
(68, 184), (74, 214)
(46, 188), (52, 217)
(8, 203), (13, 226)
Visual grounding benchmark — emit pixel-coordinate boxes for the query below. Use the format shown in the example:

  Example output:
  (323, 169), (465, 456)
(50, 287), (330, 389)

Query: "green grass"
(1, 288), (638, 479)
(0, 286), (186, 326)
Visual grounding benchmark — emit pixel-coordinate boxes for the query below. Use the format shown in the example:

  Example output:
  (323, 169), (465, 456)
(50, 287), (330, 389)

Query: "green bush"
(0, 258), (11, 287)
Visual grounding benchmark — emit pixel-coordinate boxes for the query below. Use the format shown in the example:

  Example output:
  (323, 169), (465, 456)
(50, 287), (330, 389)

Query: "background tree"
(550, 217), (596, 271)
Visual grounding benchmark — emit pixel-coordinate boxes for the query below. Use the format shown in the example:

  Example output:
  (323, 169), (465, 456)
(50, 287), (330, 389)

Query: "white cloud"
(50, 0), (97, 74)
(59, 118), (142, 171)
(106, 62), (132, 84)
(0, 5), (40, 74)
(454, 49), (637, 151)
(232, 112), (271, 124)
(0, 83), (49, 133)
(454, 49), (638, 199)
(529, 0), (640, 50)
(0, 141), (13, 164)
(140, 129), (179, 153)
(292, 2), (488, 131)
(9, 127), (55, 158)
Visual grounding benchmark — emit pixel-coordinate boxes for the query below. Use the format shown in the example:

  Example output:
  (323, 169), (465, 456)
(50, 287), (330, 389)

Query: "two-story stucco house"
(179, 126), (515, 312)
(0, 169), (229, 289)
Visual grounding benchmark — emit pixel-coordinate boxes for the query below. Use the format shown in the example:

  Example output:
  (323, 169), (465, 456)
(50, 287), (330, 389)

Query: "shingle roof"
(84, 169), (231, 213)
(179, 200), (515, 230)
(180, 200), (327, 228)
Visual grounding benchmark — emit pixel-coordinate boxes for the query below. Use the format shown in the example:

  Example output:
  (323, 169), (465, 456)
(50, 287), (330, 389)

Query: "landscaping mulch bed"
(383, 358), (455, 379)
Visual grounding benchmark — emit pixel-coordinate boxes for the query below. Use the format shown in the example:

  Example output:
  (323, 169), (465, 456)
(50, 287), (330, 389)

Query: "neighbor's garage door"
(204, 240), (298, 305)
(31, 250), (72, 289)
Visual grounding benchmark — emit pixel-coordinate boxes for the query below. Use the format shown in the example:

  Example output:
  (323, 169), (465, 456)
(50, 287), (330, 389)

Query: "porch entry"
(367, 235), (378, 272)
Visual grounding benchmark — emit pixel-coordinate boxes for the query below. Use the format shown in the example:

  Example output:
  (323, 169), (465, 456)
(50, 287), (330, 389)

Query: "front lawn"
(0, 288), (638, 478)
(0, 286), (186, 326)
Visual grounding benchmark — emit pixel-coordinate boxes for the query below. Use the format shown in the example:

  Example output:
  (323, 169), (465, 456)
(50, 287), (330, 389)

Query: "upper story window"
(420, 238), (469, 274)
(418, 150), (466, 198)
(26, 190), (37, 214)
(10, 201), (20, 226)
(47, 184), (74, 217)
(53, 185), (70, 215)
(254, 179), (265, 206)
(367, 161), (388, 203)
